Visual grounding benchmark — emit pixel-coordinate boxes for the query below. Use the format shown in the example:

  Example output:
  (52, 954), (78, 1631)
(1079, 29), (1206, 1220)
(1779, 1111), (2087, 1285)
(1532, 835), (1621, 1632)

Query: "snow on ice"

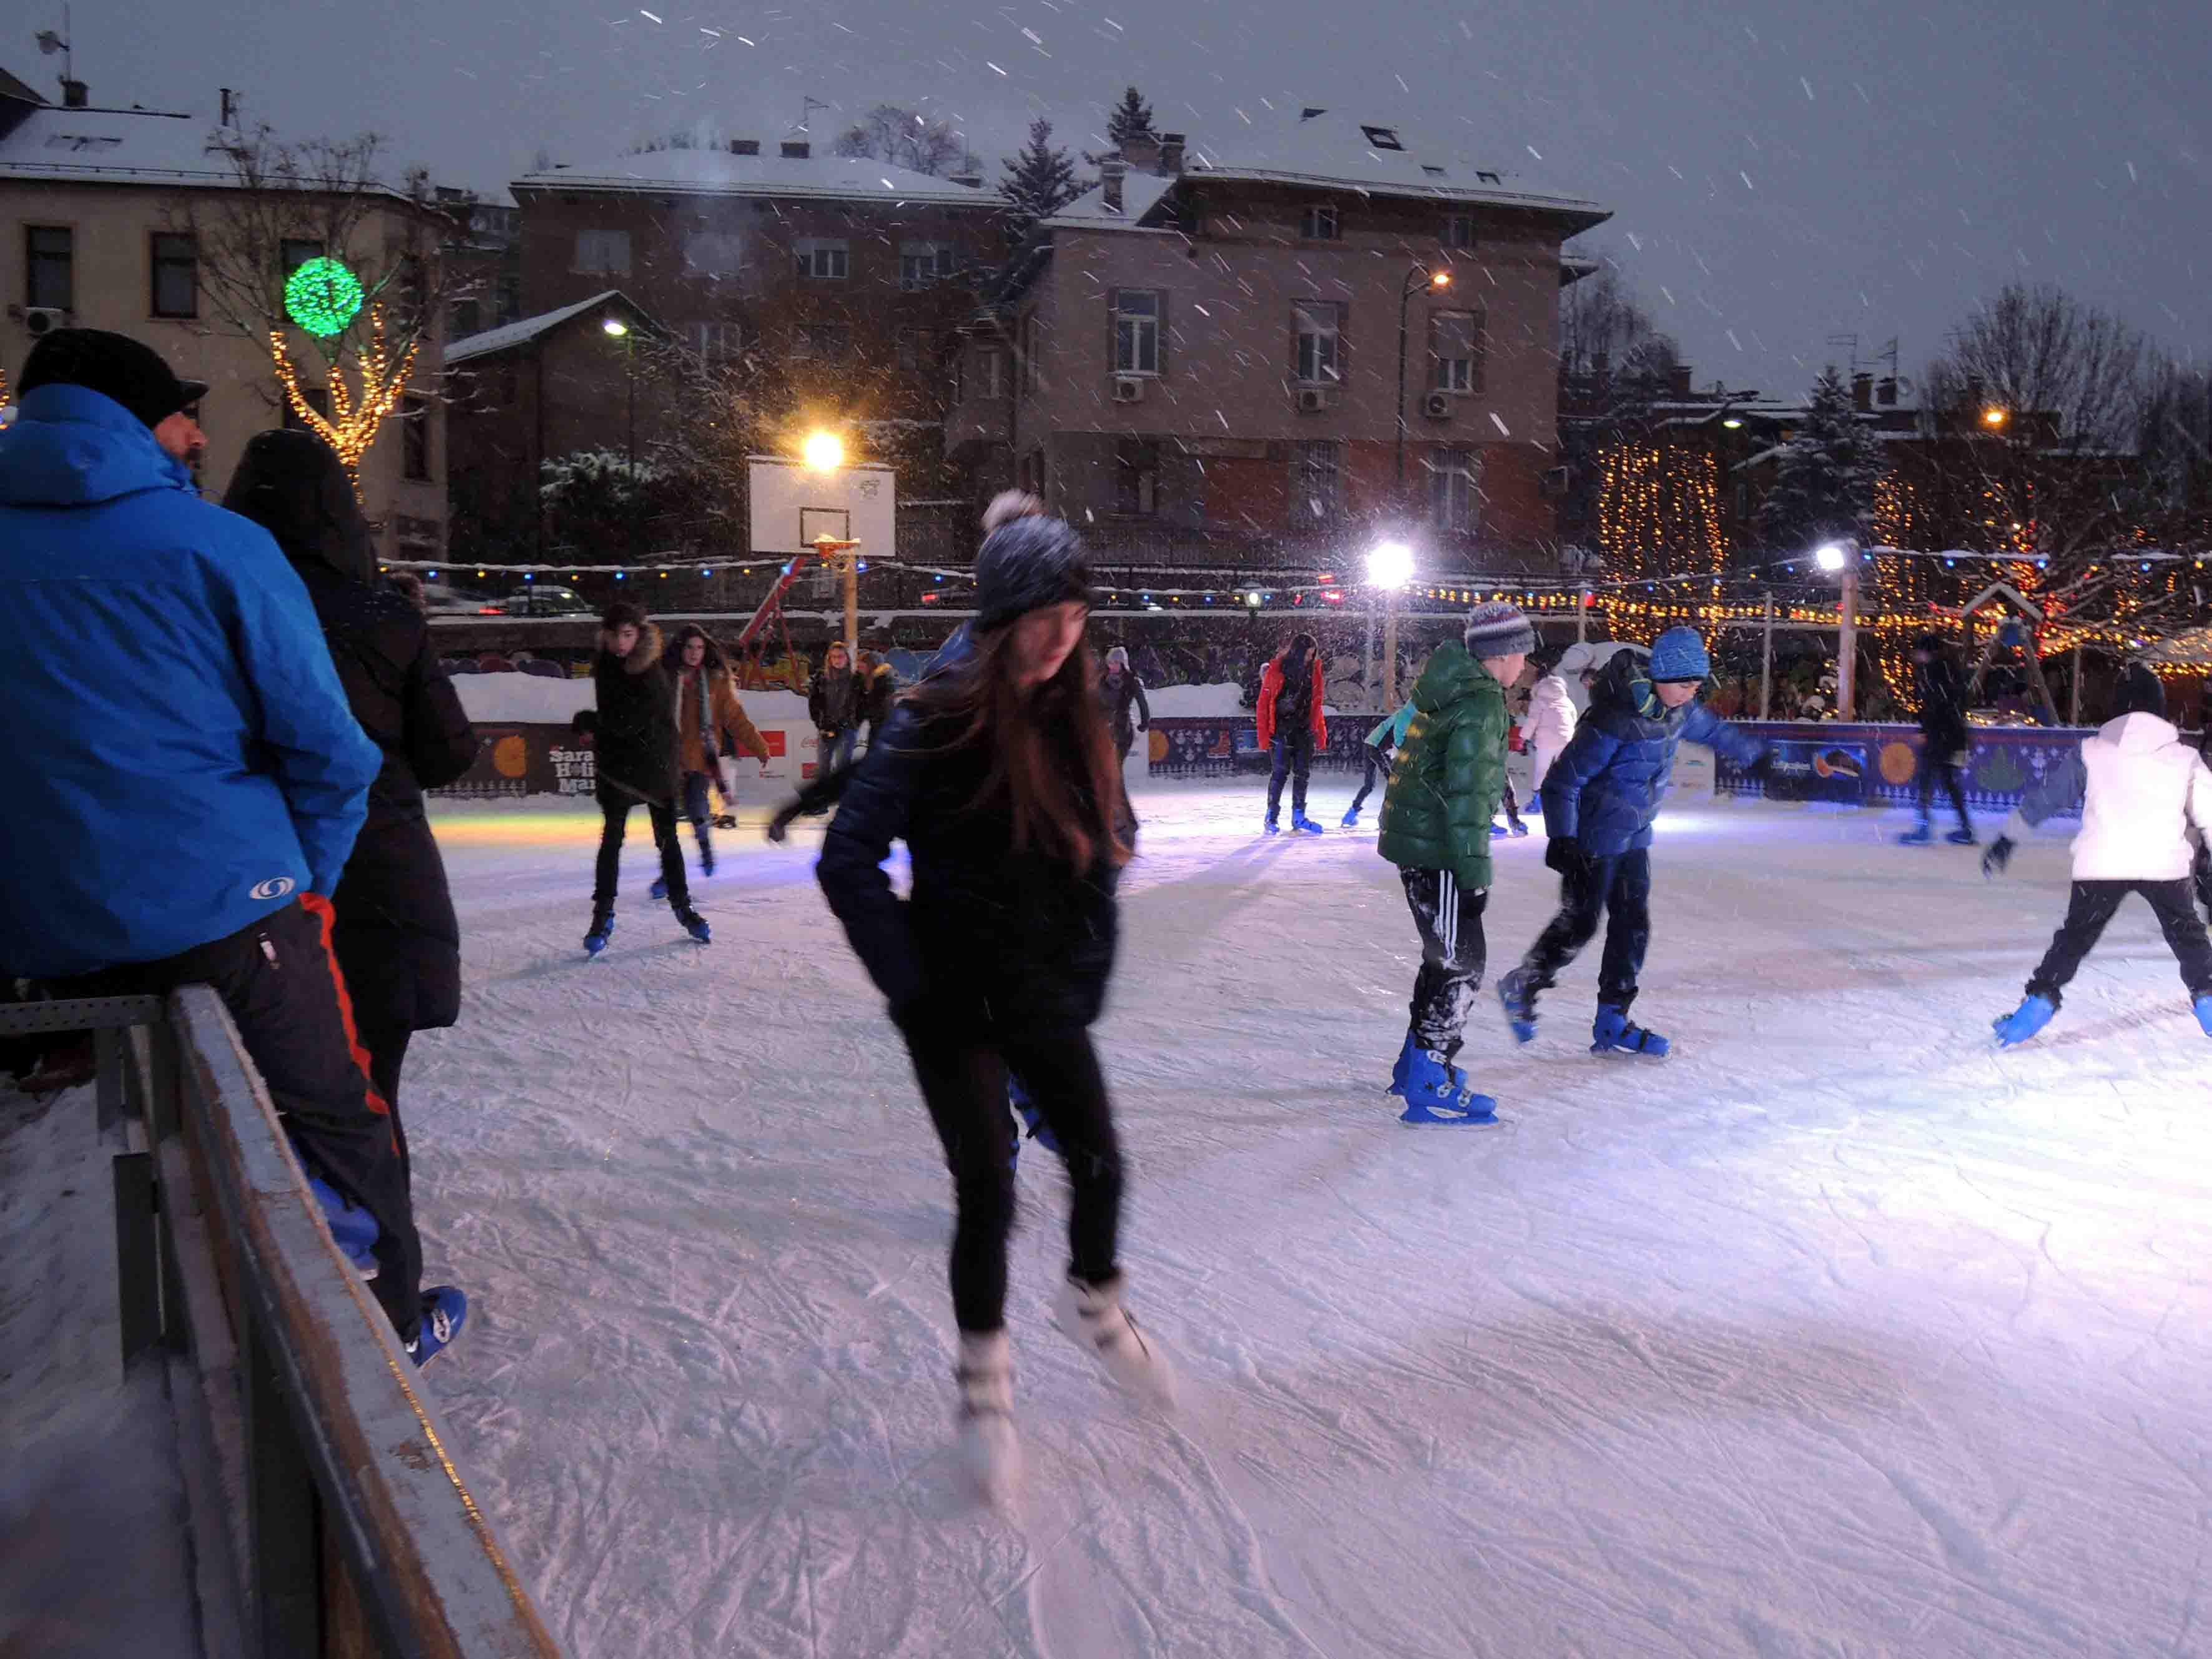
(392, 781), (2212, 1656)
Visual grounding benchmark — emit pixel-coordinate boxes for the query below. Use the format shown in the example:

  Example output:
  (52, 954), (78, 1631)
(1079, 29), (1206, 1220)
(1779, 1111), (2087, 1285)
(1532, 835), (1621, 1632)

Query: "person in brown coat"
(672, 624), (770, 877)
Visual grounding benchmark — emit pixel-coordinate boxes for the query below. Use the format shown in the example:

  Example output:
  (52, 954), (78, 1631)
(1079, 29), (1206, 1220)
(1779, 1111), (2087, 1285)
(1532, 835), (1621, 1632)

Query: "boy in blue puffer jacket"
(1497, 629), (1769, 1056)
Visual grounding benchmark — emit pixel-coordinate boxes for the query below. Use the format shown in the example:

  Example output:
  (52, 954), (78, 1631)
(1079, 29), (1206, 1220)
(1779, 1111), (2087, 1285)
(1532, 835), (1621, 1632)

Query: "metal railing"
(2, 990), (563, 1659)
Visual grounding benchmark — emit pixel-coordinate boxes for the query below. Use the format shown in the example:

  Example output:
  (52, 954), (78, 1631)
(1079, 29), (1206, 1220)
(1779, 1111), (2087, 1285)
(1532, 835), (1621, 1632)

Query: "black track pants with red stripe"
(56, 896), (425, 1342)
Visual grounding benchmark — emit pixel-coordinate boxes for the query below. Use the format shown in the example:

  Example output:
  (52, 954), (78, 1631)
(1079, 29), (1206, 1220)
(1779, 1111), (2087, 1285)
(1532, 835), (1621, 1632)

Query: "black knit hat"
(19, 328), (208, 431)
(601, 599), (647, 630)
(2115, 661), (2166, 720)
(973, 514), (1094, 632)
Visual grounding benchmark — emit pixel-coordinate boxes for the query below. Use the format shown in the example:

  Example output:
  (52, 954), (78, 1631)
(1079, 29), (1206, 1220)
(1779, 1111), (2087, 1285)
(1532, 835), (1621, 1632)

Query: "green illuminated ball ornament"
(285, 257), (364, 338)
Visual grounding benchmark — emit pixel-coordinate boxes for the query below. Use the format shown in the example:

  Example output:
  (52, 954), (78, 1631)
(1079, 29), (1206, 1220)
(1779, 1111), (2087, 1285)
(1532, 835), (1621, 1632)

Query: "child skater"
(1982, 662), (2212, 1045)
(1497, 627), (1769, 1057)
(665, 624), (770, 887)
(1375, 602), (1530, 1123)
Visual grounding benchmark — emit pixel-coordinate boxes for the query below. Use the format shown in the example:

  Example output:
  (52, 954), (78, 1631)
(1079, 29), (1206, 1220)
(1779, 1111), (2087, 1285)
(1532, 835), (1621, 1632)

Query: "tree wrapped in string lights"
(268, 257), (417, 488)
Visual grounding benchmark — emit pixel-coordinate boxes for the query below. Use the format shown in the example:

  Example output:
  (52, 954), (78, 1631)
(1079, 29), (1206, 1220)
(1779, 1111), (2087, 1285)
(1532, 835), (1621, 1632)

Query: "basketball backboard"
(748, 457), (897, 558)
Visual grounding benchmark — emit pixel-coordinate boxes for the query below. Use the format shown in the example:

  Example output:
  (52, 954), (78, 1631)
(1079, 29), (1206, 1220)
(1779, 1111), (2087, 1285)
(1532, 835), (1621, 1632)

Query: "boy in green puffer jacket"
(1376, 602), (1533, 1123)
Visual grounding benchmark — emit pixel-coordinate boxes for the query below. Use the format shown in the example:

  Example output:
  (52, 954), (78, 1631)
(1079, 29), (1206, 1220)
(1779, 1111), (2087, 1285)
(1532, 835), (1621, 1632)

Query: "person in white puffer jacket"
(1522, 654), (1581, 792)
(1985, 663), (2212, 1046)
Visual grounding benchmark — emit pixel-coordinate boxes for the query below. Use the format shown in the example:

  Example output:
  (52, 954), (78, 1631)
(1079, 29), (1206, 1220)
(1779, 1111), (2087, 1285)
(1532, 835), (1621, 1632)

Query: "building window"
(897, 327), (935, 371)
(1113, 289), (1160, 375)
(1018, 448), (1048, 495)
(1021, 313), (1043, 391)
(450, 296), (483, 337)
(150, 232), (197, 318)
(1299, 204), (1340, 241)
(690, 320), (741, 363)
(395, 254), (426, 331)
(1429, 446), (1480, 531)
(793, 322), (846, 360)
(1293, 300), (1344, 385)
(899, 240), (956, 289)
(1291, 439), (1344, 520)
(278, 237), (323, 278)
(401, 395), (431, 481)
(26, 225), (72, 310)
(1114, 438), (1159, 516)
(684, 231), (744, 278)
(1429, 308), (1483, 394)
(794, 239), (848, 279)
(573, 229), (631, 276)
(1443, 214), (1476, 250)
(974, 346), (1006, 398)
(496, 365), (519, 408)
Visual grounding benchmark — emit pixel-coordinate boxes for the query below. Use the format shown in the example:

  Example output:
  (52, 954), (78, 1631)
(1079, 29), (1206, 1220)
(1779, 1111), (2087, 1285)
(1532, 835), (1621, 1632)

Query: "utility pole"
(1837, 565), (1861, 720)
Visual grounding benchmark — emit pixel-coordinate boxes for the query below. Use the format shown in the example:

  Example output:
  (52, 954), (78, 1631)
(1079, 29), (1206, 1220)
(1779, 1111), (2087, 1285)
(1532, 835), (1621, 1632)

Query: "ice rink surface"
(415, 781), (2212, 1658)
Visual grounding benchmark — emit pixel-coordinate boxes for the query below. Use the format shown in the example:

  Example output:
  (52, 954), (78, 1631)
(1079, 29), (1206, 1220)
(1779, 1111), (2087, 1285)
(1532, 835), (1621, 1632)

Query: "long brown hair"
(907, 625), (1132, 870)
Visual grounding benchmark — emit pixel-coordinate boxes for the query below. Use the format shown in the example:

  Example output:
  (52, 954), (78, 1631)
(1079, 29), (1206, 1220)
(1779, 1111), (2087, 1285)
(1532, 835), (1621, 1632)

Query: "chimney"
(219, 87), (238, 127)
(730, 139), (759, 155)
(1100, 159), (1128, 213)
(61, 79), (88, 109)
(948, 167), (983, 189)
(1120, 131), (1161, 173)
(1669, 363), (1693, 398)
(1852, 372), (1874, 412)
(1158, 132), (1186, 176)
(1876, 375), (1899, 406)
(781, 140), (810, 159)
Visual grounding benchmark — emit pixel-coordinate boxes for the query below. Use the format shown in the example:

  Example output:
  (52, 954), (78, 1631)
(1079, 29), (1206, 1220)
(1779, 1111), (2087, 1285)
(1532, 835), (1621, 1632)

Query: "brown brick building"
(950, 111), (1609, 573)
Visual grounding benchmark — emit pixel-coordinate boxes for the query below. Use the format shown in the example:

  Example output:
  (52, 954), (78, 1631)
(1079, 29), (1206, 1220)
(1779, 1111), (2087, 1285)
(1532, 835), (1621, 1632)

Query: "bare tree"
(174, 125), (469, 477)
(832, 105), (966, 176)
(1556, 265), (1679, 386)
(2131, 362), (2212, 550)
(1920, 283), (2150, 559)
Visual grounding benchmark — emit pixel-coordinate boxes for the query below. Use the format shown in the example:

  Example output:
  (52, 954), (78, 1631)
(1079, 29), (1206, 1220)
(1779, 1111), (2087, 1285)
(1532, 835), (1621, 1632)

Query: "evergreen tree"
(1106, 87), (1154, 147)
(999, 118), (1084, 240)
(1757, 366), (1885, 554)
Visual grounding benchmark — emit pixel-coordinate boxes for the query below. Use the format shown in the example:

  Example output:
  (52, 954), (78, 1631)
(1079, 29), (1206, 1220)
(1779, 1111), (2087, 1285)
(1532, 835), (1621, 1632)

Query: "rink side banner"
(430, 721), (821, 801)
(1714, 723), (2098, 814)
(1147, 717), (1371, 777)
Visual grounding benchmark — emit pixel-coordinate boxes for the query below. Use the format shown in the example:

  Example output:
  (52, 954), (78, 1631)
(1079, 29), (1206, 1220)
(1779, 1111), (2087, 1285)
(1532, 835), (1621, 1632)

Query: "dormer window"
(1360, 126), (1404, 151)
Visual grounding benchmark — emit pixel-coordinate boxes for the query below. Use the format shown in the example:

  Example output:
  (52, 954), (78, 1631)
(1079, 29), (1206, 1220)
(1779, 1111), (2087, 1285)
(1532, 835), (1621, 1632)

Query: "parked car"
(416, 583), (506, 616)
(498, 583), (596, 618)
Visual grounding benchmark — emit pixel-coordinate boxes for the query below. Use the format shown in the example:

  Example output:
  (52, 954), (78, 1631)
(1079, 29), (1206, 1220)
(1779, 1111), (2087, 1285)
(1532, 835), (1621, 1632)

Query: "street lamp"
(1367, 539), (1415, 708)
(1812, 539), (1861, 718)
(803, 430), (844, 471)
(604, 315), (637, 558)
(1395, 265), (1453, 495)
(801, 430), (860, 653)
(1981, 405), (2009, 430)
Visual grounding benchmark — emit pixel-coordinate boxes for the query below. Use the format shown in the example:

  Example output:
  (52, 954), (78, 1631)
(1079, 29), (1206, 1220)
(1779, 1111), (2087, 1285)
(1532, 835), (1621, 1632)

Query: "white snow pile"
(405, 782), (2212, 1657)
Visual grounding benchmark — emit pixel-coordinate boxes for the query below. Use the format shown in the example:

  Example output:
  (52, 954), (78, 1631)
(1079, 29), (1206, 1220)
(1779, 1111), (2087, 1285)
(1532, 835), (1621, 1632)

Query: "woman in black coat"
(222, 430), (478, 1182)
(817, 503), (1171, 1505)
(582, 601), (707, 950)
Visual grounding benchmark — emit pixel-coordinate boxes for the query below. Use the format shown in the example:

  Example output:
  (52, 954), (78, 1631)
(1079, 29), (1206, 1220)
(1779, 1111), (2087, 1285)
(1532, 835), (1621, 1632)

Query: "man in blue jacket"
(0, 330), (463, 1362)
(1497, 628), (1769, 1059)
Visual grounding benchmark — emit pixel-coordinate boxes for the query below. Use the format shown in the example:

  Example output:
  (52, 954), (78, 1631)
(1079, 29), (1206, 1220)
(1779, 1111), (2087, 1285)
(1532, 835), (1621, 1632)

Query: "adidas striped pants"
(1400, 867), (1490, 1056)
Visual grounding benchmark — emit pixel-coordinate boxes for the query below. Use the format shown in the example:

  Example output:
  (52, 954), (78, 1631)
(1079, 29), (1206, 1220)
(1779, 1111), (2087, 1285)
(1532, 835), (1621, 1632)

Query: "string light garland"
(270, 305), (416, 489)
(283, 256), (365, 338)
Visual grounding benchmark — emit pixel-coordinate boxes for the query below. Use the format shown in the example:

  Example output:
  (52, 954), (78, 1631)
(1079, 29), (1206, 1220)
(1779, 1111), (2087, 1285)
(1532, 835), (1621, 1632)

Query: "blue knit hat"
(1647, 627), (1711, 682)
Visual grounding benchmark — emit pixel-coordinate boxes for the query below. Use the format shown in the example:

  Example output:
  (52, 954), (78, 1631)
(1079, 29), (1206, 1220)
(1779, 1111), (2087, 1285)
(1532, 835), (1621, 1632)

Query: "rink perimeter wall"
(1713, 722), (2101, 814)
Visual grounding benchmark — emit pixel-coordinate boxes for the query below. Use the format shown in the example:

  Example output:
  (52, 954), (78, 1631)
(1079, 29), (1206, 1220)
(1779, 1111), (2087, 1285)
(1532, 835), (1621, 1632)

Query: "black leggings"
(1349, 742), (1393, 814)
(593, 792), (688, 908)
(1918, 752), (1972, 830)
(905, 1028), (1123, 1333)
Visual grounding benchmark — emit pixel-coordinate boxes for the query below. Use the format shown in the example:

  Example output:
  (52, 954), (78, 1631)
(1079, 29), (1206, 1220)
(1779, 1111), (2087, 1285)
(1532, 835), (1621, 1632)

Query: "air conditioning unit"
(1422, 390), (1453, 420)
(24, 307), (69, 338)
(1113, 375), (1146, 403)
(1295, 386), (1333, 414)
(1540, 465), (1570, 498)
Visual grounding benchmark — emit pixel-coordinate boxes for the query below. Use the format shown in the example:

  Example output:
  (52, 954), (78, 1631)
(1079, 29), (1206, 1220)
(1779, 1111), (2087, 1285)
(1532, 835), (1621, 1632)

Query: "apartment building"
(948, 111), (1609, 571)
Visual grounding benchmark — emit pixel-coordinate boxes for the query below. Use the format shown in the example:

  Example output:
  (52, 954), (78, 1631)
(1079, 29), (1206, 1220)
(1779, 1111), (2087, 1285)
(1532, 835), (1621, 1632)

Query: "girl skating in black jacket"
(817, 498), (1172, 1507)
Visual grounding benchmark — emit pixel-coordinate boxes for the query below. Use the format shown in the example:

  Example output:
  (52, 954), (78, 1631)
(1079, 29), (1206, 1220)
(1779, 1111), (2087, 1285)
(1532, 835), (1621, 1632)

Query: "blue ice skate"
(406, 1286), (468, 1366)
(676, 907), (711, 944)
(1508, 819), (1530, 837)
(649, 876), (669, 900)
(1009, 1075), (1062, 1158)
(583, 911), (616, 956)
(1291, 814), (1325, 835)
(308, 1173), (379, 1279)
(1397, 1046), (1499, 1125)
(1497, 967), (1538, 1045)
(1897, 822), (1934, 846)
(2196, 994), (2212, 1039)
(1340, 807), (1362, 828)
(1263, 816), (1281, 836)
(1993, 993), (2055, 1047)
(1490, 820), (1510, 839)
(1387, 1030), (1467, 1098)
(1944, 828), (1978, 847)
(1591, 1004), (1669, 1059)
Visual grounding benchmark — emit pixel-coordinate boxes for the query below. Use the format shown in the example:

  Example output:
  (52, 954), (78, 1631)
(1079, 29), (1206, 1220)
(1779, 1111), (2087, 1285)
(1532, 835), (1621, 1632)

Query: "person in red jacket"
(1257, 631), (1330, 834)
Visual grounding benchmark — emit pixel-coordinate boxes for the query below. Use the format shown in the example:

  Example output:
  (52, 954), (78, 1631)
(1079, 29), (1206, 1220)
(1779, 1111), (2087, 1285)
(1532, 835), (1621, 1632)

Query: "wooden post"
(1759, 596), (1774, 721)
(1382, 586), (1402, 709)
(1837, 567), (1861, 721)
(2070, 644), (2084, 725)
(843, 554), (858, 659)
(1575, 584), (1590, 644)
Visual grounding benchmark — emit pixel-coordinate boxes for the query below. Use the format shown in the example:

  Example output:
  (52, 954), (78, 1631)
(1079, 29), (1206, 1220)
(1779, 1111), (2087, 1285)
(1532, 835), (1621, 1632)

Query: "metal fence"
(2, 990), (563, 1659)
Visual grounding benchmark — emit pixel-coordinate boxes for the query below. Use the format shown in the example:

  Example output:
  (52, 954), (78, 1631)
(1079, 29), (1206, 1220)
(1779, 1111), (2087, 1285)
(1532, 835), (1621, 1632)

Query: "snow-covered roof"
(1041, 171), (1178, 231)
(0, 100), (238, 189)
(446, 292), (634, 363)
(1181, 110), (1608, 229)
(512, 146), (996, 209)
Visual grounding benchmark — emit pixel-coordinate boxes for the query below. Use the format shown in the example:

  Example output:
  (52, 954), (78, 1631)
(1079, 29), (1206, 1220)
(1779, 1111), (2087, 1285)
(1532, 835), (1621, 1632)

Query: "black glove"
(1981, 836), (2015, 879)
(1545, 837), (1589, 877)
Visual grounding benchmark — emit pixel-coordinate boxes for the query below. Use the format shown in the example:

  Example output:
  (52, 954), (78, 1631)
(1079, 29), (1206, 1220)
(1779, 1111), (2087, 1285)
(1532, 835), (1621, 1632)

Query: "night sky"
(41, 0), (2212, 398)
